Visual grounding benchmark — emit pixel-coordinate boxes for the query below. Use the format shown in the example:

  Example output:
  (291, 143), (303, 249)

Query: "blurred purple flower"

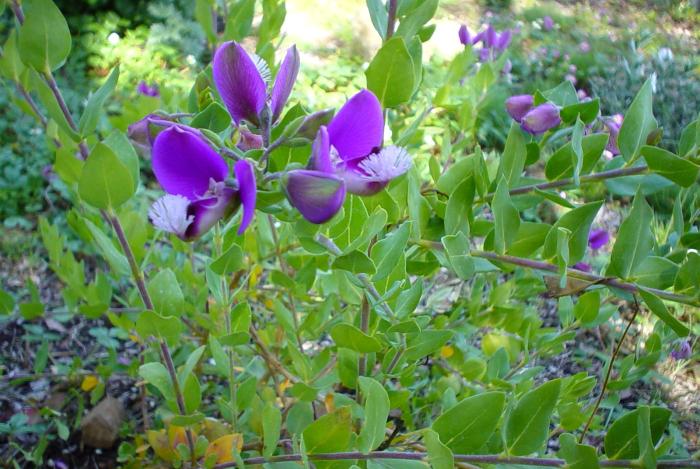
(671, 341), (691, 360)
(283, 90), (411, 223)
(213, 41), (299, 126)
(579, 41), (591, 52)
(520, 103), (561, 134)
(496, 29), (511, 51)
(588, 228), (609, 250)
(552, 49), (561, 59)
(137, 81), (159, 97)
(505, 94), (534, 122)
(565, 73), (577, 85)
(543, 16), (554, 31)
(577, 89), (588, 100)
(458, 25), (470, 45)
(148, 125), (256, 239)
(502, 59), (512, 74)
(478, 47), (491, 61)
(573, 262), (591, 272)
(604, 114), (623, 155)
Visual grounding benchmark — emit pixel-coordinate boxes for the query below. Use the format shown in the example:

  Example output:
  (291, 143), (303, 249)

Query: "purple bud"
(604, 115), (623, 156)
(137, 81), (159, 97)
(478, 47), (491, 61)
(520, 103), (561, 134)
(670, 341), (691, 360)
(505, 94), (534, 122)
(237, 129), (263, 151)
(543, 16), (554, 31)
(573, 262), (591, 272)
(565, 73), (577, 85)
(484, 24), (497, 47)
(579, 41), (591, 52)
(568, 64), (577, 74)
(496, 29), (511, 51)
(458, 24), (470, 45)
(588, 228), (610, 250)
(127, 114), (176, 157)
(577, 89), (588, 100)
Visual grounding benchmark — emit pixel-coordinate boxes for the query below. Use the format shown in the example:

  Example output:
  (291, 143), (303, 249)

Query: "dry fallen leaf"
(80, 396), (124, 448)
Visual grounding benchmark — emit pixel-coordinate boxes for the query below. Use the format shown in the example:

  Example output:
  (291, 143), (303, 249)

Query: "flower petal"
(270, 45), (300, 123)
(149, 194), (193, 238)
(328, 89), (383, 160)
(186, 189), (236, 240)
(520, 103), (561, 134)
(213, 41), (266, 125)
(588, 228), (610, 250)
(505, 94), (534, 122)
(234, 159), (257, 234)
(341, 146), (411, 196)
(308, 126), (333, 173)
(283, 169), (346, 223)
(152, 126), (229, 200)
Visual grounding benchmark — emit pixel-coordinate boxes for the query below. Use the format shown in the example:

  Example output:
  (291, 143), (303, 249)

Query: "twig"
(212, 451), (700, 468)
(249, 326), (300, 384)
(385, 0), (398, 40)
(579, 296), (641, 443)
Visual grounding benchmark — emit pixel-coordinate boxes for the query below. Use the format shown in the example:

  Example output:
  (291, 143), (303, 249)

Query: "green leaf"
(640, 145), (699, 187)
(366, 0), (388, 40)
(638, 290), (689, 337)
(302, 406), (352, 454)
(170, 413), (205, 426)
(606, 190), (653, 280)
(571, 117), (584, 186)
(395, 0), (438, 40)
(0, 32), (26, 82)
(506, 379), (561, 455)
(102, 130), (140, 188)
(83, 219), (130, 277)
(542, 81), (578, 106)
(423, 429), (453, 469)
(33, 341), (49, 374)
(79, 143), (135, 210)
(190, 102), (232, 133)
(345, 208), (387, 253)
(18, 0), (71, 72)
(358, 377), (390, 452)
(78, 65), (119, 136)
(32, 71), (80, 141)
(394, 280), (422, 319)
(330, 324), (382, 353)
(441, 233), (474, 280)
(558, 433), (600, 469)
(545, 133), (608, 181)
(223, 0), (255, 41)
(432, 392), (505, 453)
(499, 122), (527, 187)
(263, 402), (282, 457)
(371, 222), (410, 281)
(604, 406), (671, 460)
(573, 291), (600, 324)
(542, 201), (602, 264)
(210, 244), (244, 275)
(556, 227), (571, 288)
(365, 37), (415, 108)
(194, 0), (216, 43)
(332, 251), (377, 275)
(178, 345), (205, 386)
(0, 289), (15, 315)
(618, 78), (657, 162)
(637, 406), (657, 469)
(444, 178), (473, 237)
(208, 336), (229, 377)
(183, 373), (201, 414)
(139, 362), (176, 402)
(148, 269), (184, 317)
(634, 256), (678, 290)
(135, 310), (184, 345)
(507, 222), (550, 257)
(492, 177), (520, 254)
(404, 330), (453, 361)
(560, 98), (600, 125)
(674, 251), (700, 295)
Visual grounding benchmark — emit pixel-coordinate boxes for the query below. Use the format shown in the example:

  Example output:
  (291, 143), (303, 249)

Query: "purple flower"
(505, 94), (534, 122)
(137, 81), (159, 97)
(458, 25), (470, 45)
(577, 89), (588, 100)
(588, 228), (609, 250)
(543, 16), (554, 31)
(579, 41), (591, 53)
(604, 114), (623, 156)
(573, 262), (591, 272)
(478, 47), (491, 61)
(671, 341), (691, 360)
(213, 41), (299, 126)
(484, 24), (497, 47)
(283, 90), (411, 224)
(238, 128), (263, 151)
(127, 114), (176, 156)
(148, 125), (256, 239)
(565, 73), (577, 85)
(495, 29), (511, 51)
(520, 103), (561, 134)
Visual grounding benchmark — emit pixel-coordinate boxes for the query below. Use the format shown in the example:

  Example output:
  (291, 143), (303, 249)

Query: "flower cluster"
(505, 94), (561, 134)
(458, 24), (511, 62)
(140, 41), (411, 239)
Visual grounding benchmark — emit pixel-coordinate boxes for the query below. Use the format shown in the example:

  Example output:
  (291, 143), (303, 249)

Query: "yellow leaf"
(205, 433), (243, 463)
(81, 375), (99, 392)
(168, 425), (189, 449)
(325, 393), (335, 413)
(440, 345), (454, 358)
(147, 430), (177, 462)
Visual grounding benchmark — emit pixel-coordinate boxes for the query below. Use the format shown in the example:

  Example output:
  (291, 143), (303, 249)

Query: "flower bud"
(505, 94), (534, 122)
(458, 24), (470, 45)
(520, 103), (561, 134)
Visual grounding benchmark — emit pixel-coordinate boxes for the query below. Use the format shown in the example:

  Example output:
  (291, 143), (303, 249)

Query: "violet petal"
(186, 189), (236, 240)
(328, 89), (384, 160)
(341, 146), (412, 196)
(234, 159), (257, 234)
(308, 126), (333, 173)
(152, 126), (228, 200)
(520, 103), (561, 134)
(270, 45), (300, 123)
(505, 94), (534, 122)
(588, 228), (610, 250)
(283, 169), (346, 223)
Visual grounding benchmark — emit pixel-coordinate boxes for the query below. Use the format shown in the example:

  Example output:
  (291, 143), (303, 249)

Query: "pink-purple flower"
(212, 41), (299, 127)
(137, 81), (159, 97)
(671, 340), (691, 360)
(543, 16), (554, 31)
(603, 114), (623, 156)
(588, 228), (610, 250)
(148, 125), (256, 239)
(505, 94), (561, 134)
(283, 90), (412, 223)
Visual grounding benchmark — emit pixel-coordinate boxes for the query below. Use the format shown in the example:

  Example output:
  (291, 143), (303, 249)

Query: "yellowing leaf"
(81, 375), (99, 392)
(440, 345), (454, 358)
(325, 393), (335, 413)
(205, 433), (243, 464)
(147, 430), (177, 462)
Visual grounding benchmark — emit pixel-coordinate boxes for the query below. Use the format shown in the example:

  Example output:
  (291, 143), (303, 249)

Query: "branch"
(385, 0), (398, 40)
(478, 165), (649, 202)
(213, 451), (700, 468)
